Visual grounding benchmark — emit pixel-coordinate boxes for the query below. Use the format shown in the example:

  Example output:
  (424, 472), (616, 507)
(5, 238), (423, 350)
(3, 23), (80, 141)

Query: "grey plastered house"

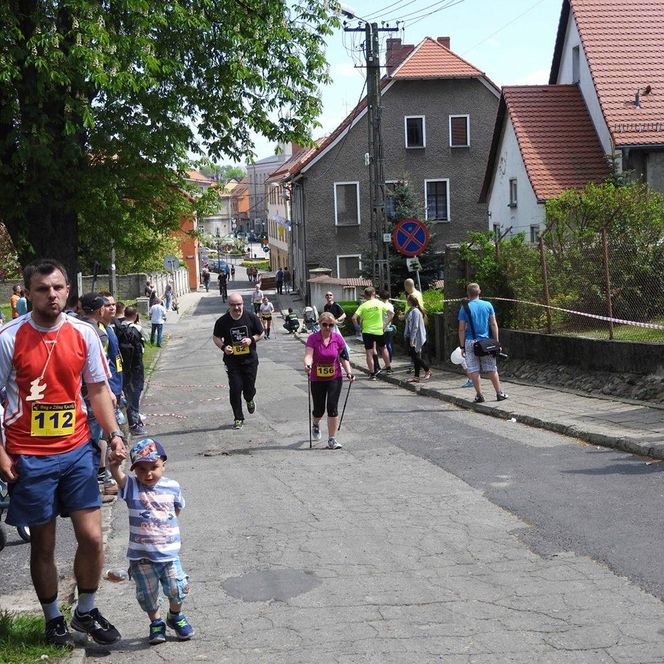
(286, 36), (500, 298)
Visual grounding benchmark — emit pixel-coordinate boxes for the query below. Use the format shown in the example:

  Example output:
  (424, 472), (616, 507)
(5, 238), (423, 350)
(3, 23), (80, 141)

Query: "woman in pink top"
(304, 312), (354, 449)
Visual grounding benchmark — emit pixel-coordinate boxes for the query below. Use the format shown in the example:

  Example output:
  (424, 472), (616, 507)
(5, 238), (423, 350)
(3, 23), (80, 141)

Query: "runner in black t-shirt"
(212, 293), (264, 429)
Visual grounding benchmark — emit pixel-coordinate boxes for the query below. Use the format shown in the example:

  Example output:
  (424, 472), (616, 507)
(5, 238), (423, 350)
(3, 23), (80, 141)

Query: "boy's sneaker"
(312, 424), (321, 441)
(96, 469), (105, 484)
(385, 367), (393, 374)
(148, 619), (166, 645)
(369, 373), (377, 381)
(233, 419), (243, 430)
(130, 424), (147, 436)
(473, 393), (485, 403)
(71, 608), (121, 645)
(327, 437), (342, 450)
(423, 370), (432, 381)
(166, 612), (194, 640)
(247, 399), (256, 414)
(496, 391), (509, 401)
(462, 379), (474, 388)
(44, 616), (74, 648)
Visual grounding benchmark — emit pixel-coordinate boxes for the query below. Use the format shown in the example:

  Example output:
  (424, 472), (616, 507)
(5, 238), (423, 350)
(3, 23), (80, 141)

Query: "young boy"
(109, 438), (194, 645)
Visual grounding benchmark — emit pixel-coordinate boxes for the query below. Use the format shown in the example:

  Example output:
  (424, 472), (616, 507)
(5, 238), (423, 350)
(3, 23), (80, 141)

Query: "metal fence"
(464, 229), (664, 344)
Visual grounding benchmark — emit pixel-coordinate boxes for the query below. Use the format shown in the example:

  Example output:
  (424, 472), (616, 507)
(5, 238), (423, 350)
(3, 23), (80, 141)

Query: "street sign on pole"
(392, 218), (430, 257)
(406, 256), (422, 272)
(163, 255), (180, 271)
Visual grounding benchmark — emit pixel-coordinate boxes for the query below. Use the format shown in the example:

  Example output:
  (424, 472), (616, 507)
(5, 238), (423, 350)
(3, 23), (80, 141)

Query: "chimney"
(385, 38), (415, 76)
(437, 36), (451, 49)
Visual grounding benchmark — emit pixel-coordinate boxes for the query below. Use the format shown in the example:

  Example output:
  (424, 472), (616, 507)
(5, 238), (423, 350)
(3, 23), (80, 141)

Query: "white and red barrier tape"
(150, 383), (227, 389)
(443, 296), (664, 331)
(142, 412), (188, 419)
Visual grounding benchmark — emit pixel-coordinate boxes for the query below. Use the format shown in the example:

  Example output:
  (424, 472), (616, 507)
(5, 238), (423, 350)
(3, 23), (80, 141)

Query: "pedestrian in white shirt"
(149, 298), (167, 347)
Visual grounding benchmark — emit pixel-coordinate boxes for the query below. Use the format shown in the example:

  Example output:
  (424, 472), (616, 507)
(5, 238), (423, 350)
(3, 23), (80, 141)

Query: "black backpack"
(115, 323), (142, 372)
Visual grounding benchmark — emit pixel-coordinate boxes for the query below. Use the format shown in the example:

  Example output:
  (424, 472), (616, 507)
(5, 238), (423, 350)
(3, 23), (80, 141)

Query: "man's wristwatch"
(109, 430), (125, 441)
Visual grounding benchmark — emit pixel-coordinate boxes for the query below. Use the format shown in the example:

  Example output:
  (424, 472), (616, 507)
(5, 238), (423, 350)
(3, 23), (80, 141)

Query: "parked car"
(209, 259), (230, 274)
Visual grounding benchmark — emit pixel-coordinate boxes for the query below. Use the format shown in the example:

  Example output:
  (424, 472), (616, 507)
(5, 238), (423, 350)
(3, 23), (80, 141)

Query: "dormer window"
(404, 116), (425, 148)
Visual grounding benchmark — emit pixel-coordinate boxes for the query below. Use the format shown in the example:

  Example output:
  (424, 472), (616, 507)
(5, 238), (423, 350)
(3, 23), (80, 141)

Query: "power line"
(391, 0), (463, 22)
(364, 0), (409, 19)
(402, 0), (465, 28)
(461, 0), (548, 56)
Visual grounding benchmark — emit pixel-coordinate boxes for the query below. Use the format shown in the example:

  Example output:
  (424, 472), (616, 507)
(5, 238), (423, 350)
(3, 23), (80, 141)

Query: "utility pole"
(344, 17), (397, 289)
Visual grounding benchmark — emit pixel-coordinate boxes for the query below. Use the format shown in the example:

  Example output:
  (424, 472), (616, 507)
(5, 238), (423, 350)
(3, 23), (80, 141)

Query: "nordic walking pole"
(307, 372), (312, 449)
(338, 378), (353, 431)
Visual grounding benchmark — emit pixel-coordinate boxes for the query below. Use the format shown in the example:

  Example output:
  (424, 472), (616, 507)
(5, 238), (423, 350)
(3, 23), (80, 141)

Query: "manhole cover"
(223, 568), (321, 602)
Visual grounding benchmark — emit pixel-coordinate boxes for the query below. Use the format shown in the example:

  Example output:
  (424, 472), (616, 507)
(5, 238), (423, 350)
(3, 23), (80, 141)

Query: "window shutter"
(450, 116), (468, 147)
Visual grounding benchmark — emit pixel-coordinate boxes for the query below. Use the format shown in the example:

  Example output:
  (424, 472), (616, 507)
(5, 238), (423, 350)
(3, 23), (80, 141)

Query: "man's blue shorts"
(7, 440), (101, 527)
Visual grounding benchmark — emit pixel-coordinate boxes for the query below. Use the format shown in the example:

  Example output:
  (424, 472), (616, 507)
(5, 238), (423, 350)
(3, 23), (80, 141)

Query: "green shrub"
(240, 259), (269, 271)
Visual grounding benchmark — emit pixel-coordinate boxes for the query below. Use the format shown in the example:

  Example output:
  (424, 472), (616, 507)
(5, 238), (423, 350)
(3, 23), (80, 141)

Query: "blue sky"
(242, 0), (562, 164)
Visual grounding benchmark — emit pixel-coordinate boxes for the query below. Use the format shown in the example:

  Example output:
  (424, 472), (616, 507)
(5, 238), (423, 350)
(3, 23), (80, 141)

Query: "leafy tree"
(0, 0), (338, 283)
(198, 162), (246, 183)
(0, 223), (21, 280)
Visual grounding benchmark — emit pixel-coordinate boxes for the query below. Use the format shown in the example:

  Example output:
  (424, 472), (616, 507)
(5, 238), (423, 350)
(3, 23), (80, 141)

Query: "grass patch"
(143, 339), (164, 378)
(0, 610), (71, 663)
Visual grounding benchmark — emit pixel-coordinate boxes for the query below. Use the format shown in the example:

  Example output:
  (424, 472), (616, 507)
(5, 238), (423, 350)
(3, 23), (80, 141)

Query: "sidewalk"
(271, 289), (664, 461)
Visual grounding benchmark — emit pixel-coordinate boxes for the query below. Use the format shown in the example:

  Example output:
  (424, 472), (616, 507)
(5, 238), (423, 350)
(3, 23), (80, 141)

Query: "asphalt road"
(5, 290), (664, 662)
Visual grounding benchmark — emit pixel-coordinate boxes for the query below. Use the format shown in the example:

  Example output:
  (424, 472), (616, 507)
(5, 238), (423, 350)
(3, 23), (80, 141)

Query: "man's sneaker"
(385, 367), (393, 374)
(247, 399), (256, 414)
(148, 619), (166, 645)
(71, 608), (121, 645)
(496, 391), (509, 401)
(423, 370), (432, 381)
(462, 379), (474, 388)
(473, 393), (485, 403)
(166, 612), (194, 640)
(130, 424), (147, 436)
(369, 373), (377, 381)
(327, 437), (342, 450)
(44, 616), (74, 648)
(312, 424), (321, 441)
(233, 419), (244, 430)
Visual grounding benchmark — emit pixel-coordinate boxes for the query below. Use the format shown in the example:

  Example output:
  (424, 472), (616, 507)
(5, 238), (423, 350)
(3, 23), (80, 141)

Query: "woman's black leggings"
(310, 378), (343, 418)
(409, 345), (430, 377)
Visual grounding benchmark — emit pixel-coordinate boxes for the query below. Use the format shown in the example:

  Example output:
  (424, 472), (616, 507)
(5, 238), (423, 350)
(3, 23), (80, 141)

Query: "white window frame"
(333, 181), (361, 226)
(336, 254), (362, 278)
(449, 114), (470, 148)
(404, 115), (426, 149)
(509, 178), (518, 208)
(424, 178), (450, 222)
(384, 179), (399, 222)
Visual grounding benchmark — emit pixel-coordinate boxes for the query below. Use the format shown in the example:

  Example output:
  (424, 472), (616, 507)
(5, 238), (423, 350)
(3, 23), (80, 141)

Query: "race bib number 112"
(31, 402), (76, 437)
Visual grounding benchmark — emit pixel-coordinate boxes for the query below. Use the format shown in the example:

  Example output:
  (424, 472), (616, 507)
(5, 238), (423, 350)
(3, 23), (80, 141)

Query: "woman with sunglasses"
(303, 312), (355, 449)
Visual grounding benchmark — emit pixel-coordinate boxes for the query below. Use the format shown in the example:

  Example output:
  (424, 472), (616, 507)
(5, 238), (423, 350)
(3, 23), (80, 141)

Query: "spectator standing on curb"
(352, 286), (393, 380)
(9, 283), (21, 318)
(0, 259), (124, 647)
(117, 306), (146, 436)
(283, 267), (291, 293)
(212, 293), (264, 430)
(163, 280), (174, 311)
(230, 265), (235, 281)
(304, 311), (354, 450)
(202, 268), (210, 292)
(109, 438), (194, 645)
(458, 282), (508, 404)
(404, 294), (432, 383)
(149, 298), (167, 347)
(16, 287), (28, 316)
(145, 280), (157, 307)
(380, 289), (396, 365)
(276, 268), (284, 295)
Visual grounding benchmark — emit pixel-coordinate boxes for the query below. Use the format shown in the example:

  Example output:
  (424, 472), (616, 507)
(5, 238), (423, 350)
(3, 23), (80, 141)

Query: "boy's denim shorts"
(7, 440), (101, 527)
(130, 558), (190, 614)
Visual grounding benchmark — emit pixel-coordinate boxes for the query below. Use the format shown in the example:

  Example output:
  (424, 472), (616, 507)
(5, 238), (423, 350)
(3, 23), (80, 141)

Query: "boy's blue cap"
(129, 438), (167, 470)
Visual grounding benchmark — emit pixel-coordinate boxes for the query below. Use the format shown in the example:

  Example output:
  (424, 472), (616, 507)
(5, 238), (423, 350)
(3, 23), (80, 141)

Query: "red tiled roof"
(392, 37), (491, 83)
(507, 86), (609, 200)
(480, 86), (609, 203)
(551, 0), (664, 147)
(266, 145), (320, 182)
(289, 37), (497, 178)
(186, 170), (214, 184)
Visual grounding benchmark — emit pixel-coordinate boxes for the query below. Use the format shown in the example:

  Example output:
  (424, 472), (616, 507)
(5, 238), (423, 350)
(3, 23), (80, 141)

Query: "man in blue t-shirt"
(458, 282), (508, 404)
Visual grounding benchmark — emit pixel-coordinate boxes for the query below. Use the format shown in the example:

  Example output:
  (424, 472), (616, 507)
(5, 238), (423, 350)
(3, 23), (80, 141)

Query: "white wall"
(487, 118), (544, 237)
(556, 14), (613, 155)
